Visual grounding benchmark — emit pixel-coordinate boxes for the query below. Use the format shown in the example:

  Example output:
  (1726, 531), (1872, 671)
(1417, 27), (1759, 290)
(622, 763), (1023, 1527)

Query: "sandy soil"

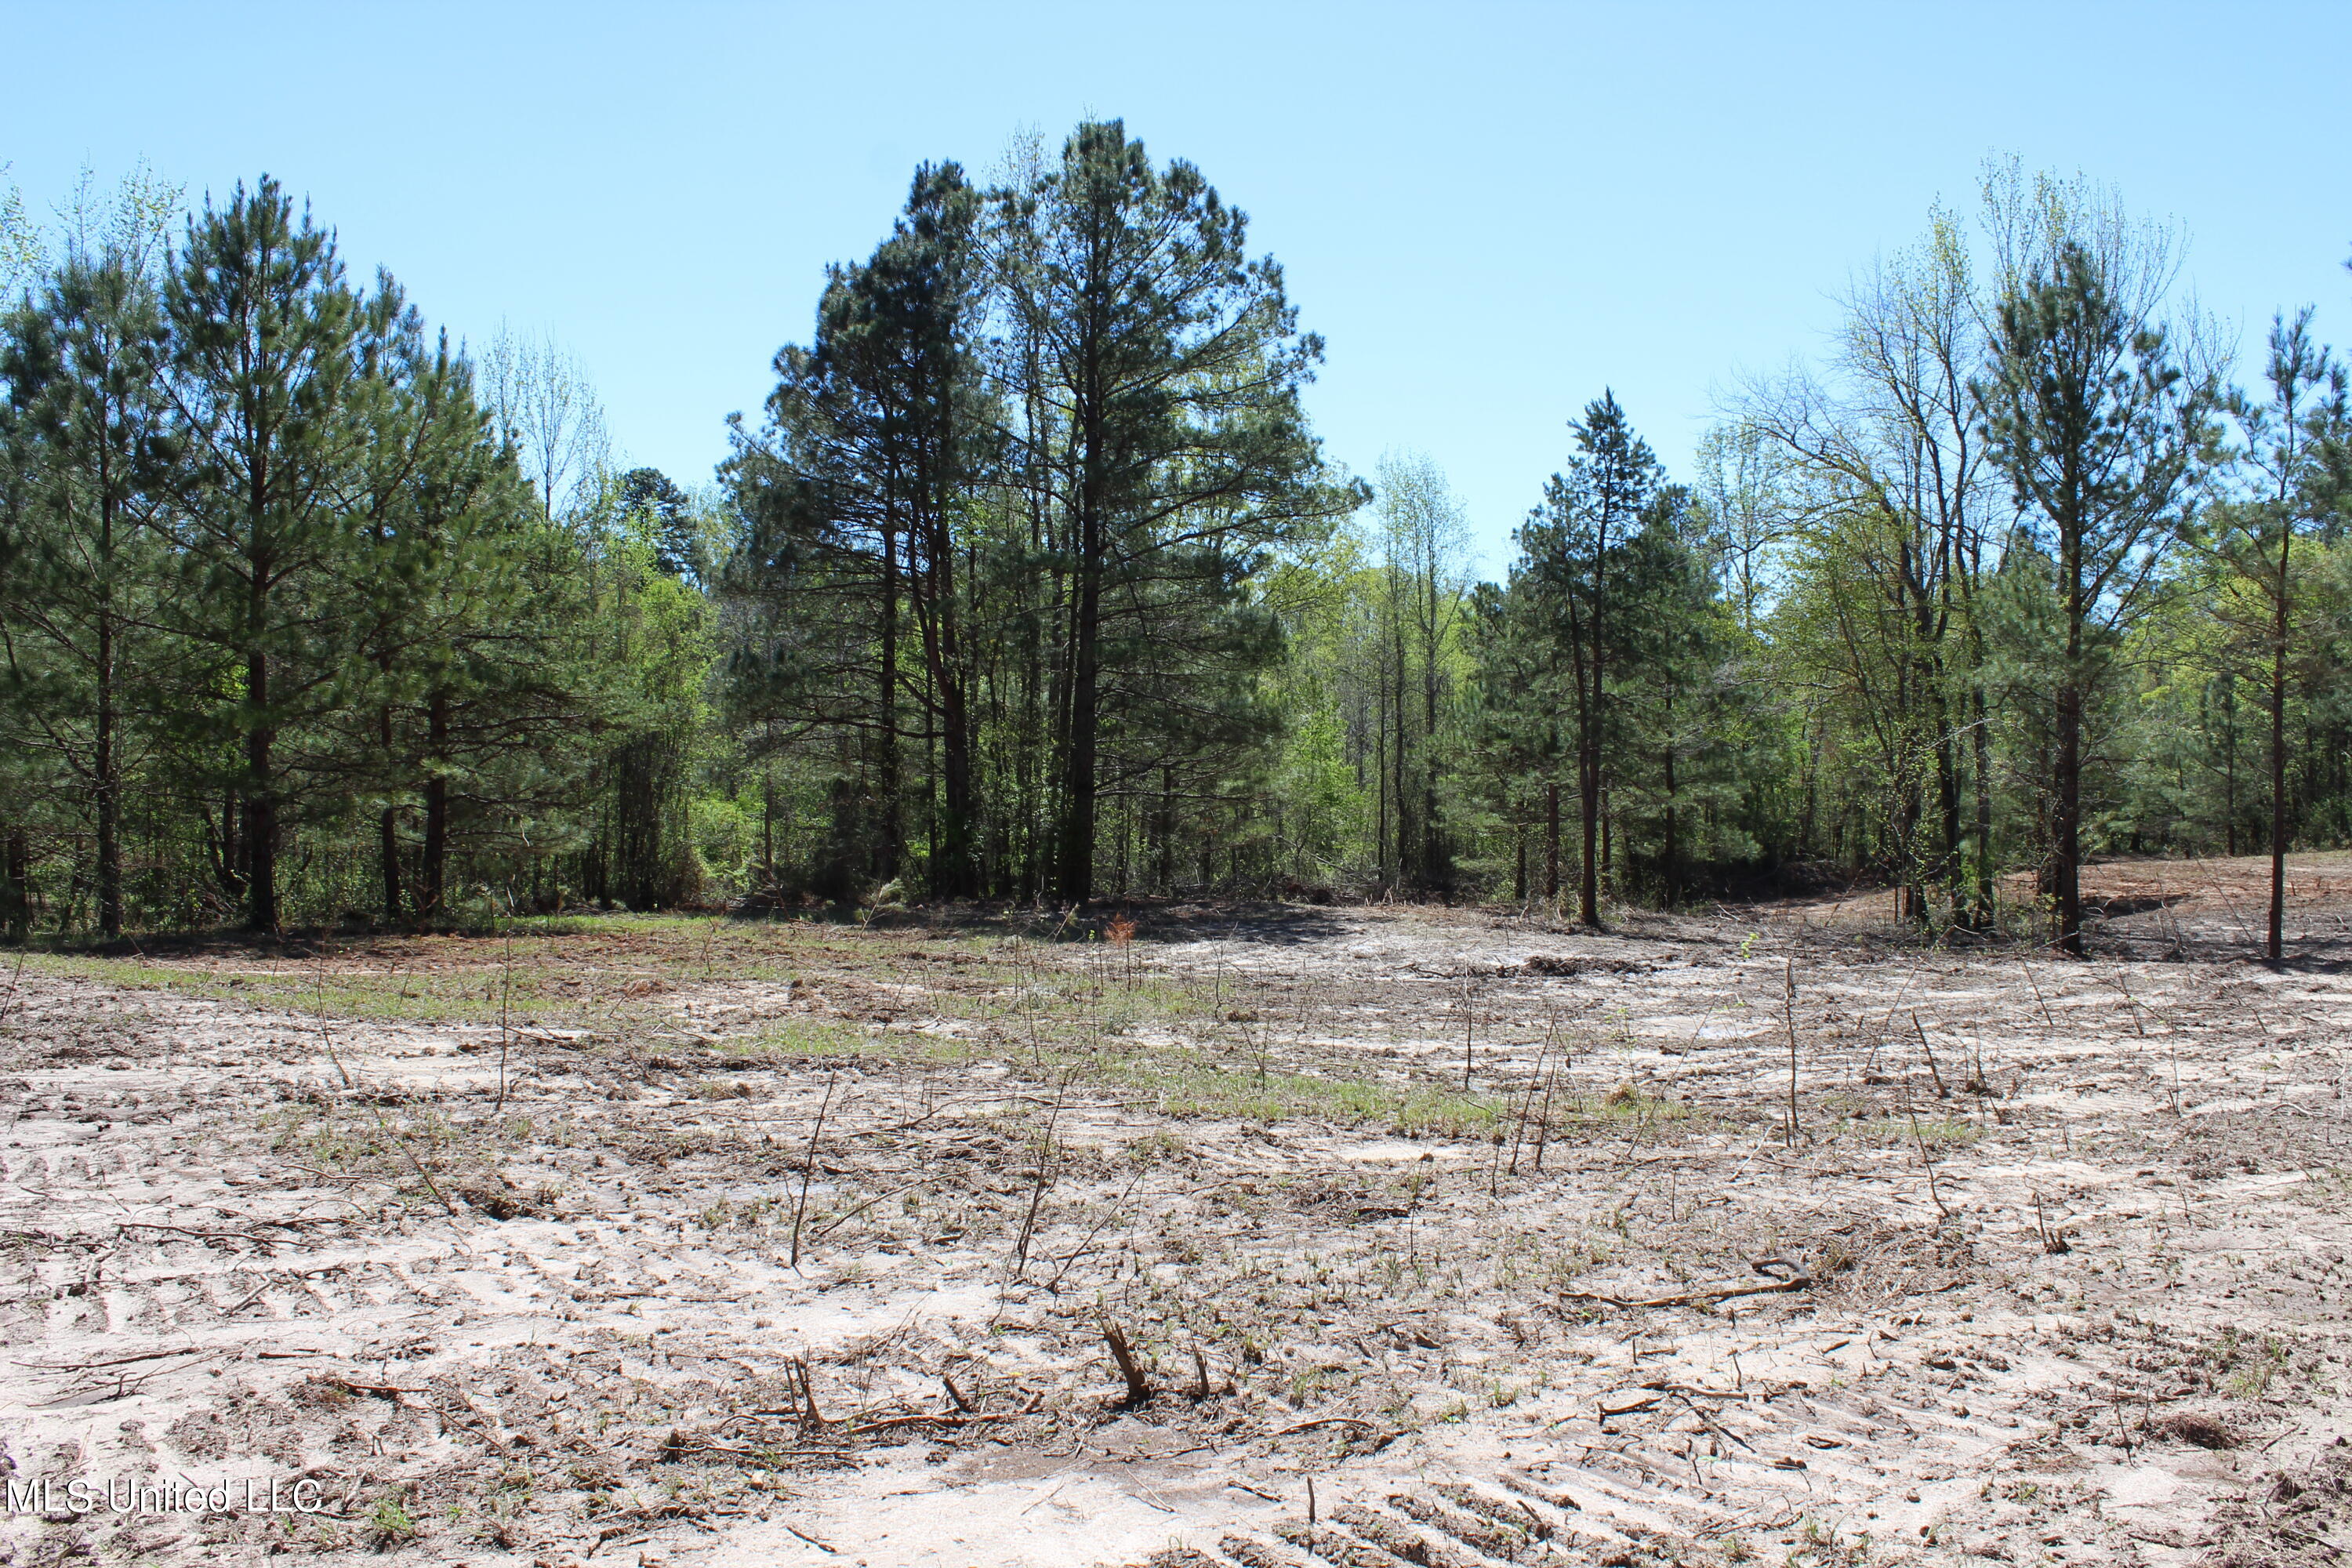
(3, 855), (2350, 1567)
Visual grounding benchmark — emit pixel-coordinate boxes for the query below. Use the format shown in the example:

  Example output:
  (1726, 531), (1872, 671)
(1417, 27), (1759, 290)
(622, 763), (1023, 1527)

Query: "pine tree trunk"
(760, 766), (775, 880)
(376, 705), (401, 924)
(938, 681), (975, 896)
(1544, 780), (1560, 903)
(1577, 717), (1602, 928)
(215, 789), (243, 904)
(1661, 690), (1678, 910)
(1971, 686), (1994, 925)
(245, 647), (278, 934)
(1153, 768), (1174, 894)
(924, 512), (976, 895)
(1897, 774), (1924, 926)
(1798, 722), (1820, 855)
(2, 826), (27, 942)
(1598, 784), (1611, 913)
(1933, 688), (1962, 917)
(379, 808), (404, 924)
(1374, 680), (1388, 890)
(2269, 534), (2291, 960)
(1057, 502), (1102, 905)
(93, 463), (123, 936)
(2054, 523), (2085, 956)
(1383, 625), (1402, 893)
(877, 514), (902, 884)
(95, 612), (121, 938)
(2223, 675), (2238, 855)
(1421, 603), (1444, 895)
(1579, 528), (1606, 929)
(422, 691), (448, 922)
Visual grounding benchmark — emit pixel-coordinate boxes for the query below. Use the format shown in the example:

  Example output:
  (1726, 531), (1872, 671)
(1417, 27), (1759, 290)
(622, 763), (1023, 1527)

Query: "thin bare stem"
(1011, 1070), (1072, 1279)
(1906, 1098), (1954, 1221)
(2018, 956), (2056, 1029)
(788, 1071), (839, 1269)
(1911, 1011), (1949, 1098)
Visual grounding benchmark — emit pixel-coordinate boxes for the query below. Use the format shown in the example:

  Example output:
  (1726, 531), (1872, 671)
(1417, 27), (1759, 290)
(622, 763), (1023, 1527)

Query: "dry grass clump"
(2155, 1410), (2238, 1449)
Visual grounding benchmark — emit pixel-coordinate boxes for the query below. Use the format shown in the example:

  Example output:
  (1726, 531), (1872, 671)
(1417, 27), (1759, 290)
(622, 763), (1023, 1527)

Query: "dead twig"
(1102, 1318), (1152, 1406)
(1911, 1012), (1950, 1098)
(1044, 1167), (1144, 1292)
(844, 1408), (1023, 1436)
(1011, 1070), (1073, 1279)
(115, 1220), (311, 1247)
(2112, 967), (2148, 1036)
(810, 1178), (929, 1243)
(18, 1344), (216, 1373)
(2018, 956), (2056, 1029)
(790, 1355), (825, 1428)
(1560, 1272), (1812, 1312)
(1461, 968), (1478, 1090)
(1509, 1008), (1559, 1178)
(0, 946), (28, 1033)
(2032, 1191), (2070, 1254)
(1273, 1416), (1384, 1436)
(1906, 1101), (1955, 1221)
(787, 1072), (839, 1269)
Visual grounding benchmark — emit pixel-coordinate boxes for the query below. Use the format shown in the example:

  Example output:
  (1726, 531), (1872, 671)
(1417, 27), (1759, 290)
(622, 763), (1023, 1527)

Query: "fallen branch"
(1639, 1380), (1751, 1399)
(782, 1523), (838, 1555)
(1665, 1391), (1757, 1450)
(222, 1266), (336, 1319)
(114, 1221), (287, 1249)
(1270, 1415), (1385, 1436)
(1559, 1275), (1811, 1312)
(809, 1178), (930, 1242)
(843, 1408), (1024, 1436)
(18, 1345), (216, 1374)
(656, 1438), (850, 1463)
(317, 1376), (424, 1400)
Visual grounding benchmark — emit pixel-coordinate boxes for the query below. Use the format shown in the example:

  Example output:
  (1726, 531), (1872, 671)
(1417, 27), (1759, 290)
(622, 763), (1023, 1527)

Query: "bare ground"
(3, 853), (2351, 1567)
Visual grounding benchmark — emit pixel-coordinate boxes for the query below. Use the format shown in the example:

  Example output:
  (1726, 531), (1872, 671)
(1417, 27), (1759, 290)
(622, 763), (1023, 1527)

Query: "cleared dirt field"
(3, 853), (2351, 1567)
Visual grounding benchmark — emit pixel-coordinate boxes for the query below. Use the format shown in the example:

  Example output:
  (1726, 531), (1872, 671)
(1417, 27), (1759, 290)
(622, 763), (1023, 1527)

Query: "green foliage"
(724, 125), (1359, 906)
(3, 149), (2351, 941)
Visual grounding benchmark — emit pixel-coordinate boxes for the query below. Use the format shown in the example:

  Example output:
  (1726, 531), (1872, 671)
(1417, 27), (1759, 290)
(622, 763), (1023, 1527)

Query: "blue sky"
(4, 1), (2347, 572)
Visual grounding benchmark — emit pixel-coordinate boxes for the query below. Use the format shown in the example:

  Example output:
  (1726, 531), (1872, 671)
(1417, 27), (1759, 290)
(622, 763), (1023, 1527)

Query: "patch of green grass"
(364, 1497), (419, 1548)
(17, 919), (1711, 1149)
(744, 1015), (899, 1059)
(6, 946), (636, 1033)
(1847, 1113), (1984, 1149)
(1124, 1127), (1188, 1165)
(4, 916), (971, 1036)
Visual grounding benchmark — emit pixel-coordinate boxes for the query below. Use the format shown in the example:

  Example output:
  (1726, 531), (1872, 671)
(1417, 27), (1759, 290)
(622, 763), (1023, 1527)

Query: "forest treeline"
(2, 135), (2348, 956)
